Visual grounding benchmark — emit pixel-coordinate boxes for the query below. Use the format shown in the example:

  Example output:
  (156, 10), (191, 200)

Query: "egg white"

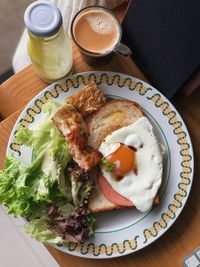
(99, 116), (163, 212)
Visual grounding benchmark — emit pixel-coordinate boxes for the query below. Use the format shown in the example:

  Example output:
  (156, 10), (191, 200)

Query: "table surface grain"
(0, 3), (200, 266)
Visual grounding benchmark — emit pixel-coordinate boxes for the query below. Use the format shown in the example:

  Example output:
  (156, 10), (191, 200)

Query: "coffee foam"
(73, 9), (120, 53)
(85, 13), (116, 35)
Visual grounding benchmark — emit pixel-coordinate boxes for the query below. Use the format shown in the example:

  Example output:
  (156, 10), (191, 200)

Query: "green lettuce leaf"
(87, 214), (96, 236)
(0, 101), (72, 217)
(0, 156), (44, 216)
(70, 174), (83, 206)
(0, 155), (67, 217)
(66, 164), (93, 206)
(70, 177), (93, 206)
(79, 182), (93, 204)
(25, 203), (74, 244)
(42, 100), (63, 116)
(58, 203), (75, 217)
(0, 100), (96, 243)
(25, 215), (64, 244)
(16, 100), (72, 202)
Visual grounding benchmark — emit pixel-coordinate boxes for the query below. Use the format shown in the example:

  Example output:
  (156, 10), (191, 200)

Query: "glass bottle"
(24, 1), (73, 83)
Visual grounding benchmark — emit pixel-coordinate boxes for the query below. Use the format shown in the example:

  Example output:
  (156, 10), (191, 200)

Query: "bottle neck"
(28, 25), (64, 43)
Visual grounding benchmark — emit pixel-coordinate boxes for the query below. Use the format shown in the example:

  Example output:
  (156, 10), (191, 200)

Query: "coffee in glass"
(71, 6), (131, 65)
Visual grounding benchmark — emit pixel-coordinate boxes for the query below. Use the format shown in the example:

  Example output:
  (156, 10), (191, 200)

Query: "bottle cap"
(24, 1), (62, 37)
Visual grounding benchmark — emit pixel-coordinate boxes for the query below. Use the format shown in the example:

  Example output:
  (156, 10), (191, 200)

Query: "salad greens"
(66, 163), (93, 206)
(0, 100), (95, 244)
(25, 214), (64, 244)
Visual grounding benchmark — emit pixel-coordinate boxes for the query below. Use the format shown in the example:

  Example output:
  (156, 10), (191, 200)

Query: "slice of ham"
(98, 173), (134, 207)
(99, 173), (160, 207)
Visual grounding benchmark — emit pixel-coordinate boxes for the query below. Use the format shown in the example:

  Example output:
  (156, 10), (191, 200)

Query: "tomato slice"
(98, 173), (134, 207)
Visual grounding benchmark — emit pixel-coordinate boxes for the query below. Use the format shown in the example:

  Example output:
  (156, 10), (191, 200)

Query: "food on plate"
(0, 101), (95, 244)
(98, 173), (133, 207)
(87, 99), (143, 149)
(87, 99), (143, 212)
(52, 105), (100, 171)
(65, 81), (106, 117)
(0, 82), (164, 245)
(98, 116), (163, 212)
(88, 103), (161, 213)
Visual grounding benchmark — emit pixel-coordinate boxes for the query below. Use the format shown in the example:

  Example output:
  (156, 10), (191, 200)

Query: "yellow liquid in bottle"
(28, 26), (73, 83)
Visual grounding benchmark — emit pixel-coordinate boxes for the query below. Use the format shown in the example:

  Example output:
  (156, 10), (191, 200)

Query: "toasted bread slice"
(87, 99), (143, 150)
(88, 99), (144, 213)
(89, 168), (120, 213)
(88, 170), (160, 213)
(89, 178), (119, 213)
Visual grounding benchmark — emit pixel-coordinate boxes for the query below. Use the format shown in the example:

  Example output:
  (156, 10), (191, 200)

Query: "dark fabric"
(0, 68), (14, 84)
(122, 0), (200, 99)
(0, 68), (14, 121)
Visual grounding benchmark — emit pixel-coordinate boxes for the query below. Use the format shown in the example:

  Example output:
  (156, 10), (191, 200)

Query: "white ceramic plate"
(7, 71), (194, 259)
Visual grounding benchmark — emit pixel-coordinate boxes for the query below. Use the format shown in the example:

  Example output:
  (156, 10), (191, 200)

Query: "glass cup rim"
(70, 5), (122, 56)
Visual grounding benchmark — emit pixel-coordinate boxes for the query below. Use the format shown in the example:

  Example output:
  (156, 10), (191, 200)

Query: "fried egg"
(99, 116), (163, 212)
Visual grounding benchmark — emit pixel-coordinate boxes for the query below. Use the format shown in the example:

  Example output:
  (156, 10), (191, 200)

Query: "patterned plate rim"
(6, 71), (194, 259)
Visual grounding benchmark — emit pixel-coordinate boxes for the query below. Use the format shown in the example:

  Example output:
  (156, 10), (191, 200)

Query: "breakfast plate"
(7, 71), (193, 258)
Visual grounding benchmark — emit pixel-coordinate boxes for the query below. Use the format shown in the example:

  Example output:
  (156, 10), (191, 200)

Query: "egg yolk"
(106, 145), (136, 176)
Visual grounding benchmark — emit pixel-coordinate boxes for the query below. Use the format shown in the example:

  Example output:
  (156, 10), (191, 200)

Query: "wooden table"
(0, 3), (200, 266)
